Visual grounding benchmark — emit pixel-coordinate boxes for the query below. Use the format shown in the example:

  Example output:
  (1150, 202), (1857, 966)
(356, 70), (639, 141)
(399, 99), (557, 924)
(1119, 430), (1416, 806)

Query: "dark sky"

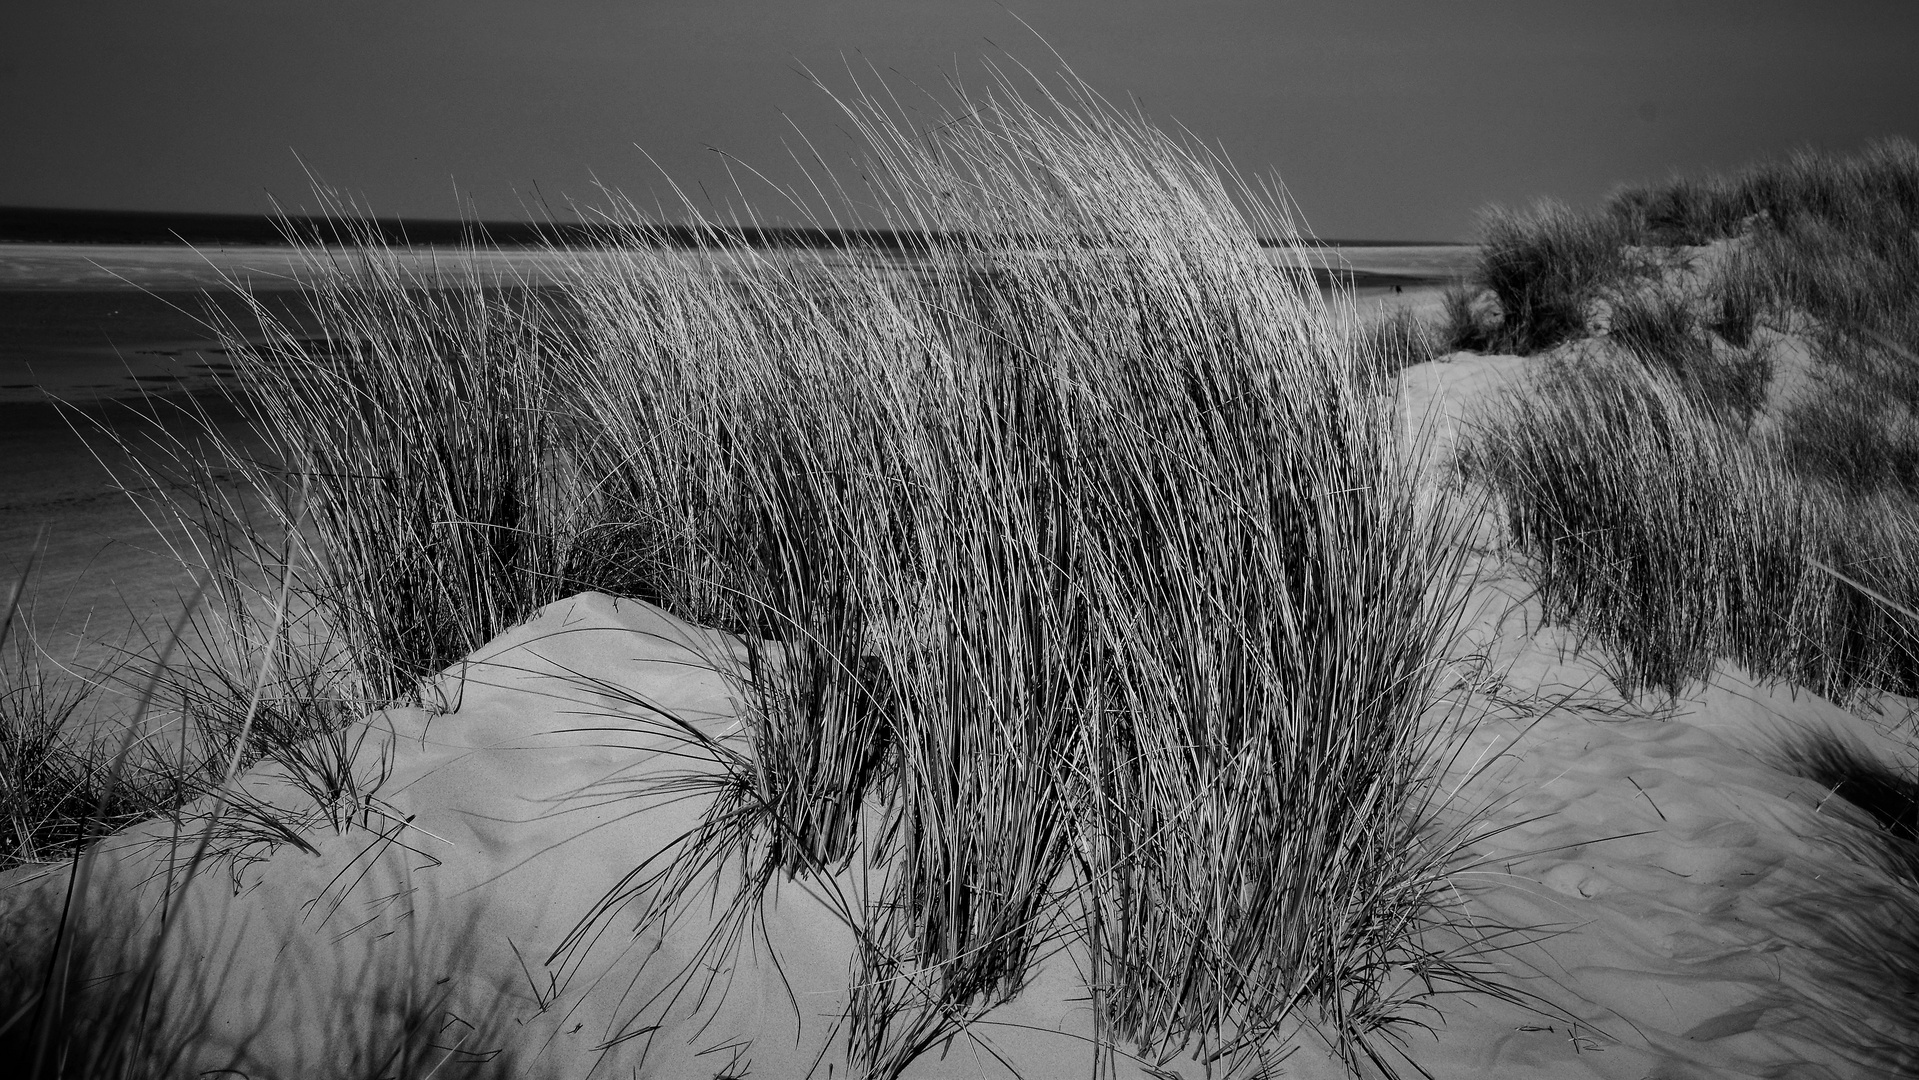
(4, 1), (1914, 240)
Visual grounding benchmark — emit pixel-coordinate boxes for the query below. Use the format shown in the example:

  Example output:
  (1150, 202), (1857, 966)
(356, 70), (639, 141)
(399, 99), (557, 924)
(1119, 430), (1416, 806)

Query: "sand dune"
(0, 593), (1358, 1077)
(4, 349), (1915, 1078)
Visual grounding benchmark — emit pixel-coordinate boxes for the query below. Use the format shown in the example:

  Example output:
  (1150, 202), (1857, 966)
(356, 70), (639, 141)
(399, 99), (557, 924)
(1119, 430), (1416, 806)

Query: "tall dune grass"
(207, 227), (579, 703)
(1472, 201), (1636, 354)
(1462, 138), (1919, 367)
(531, 66), (1500, 1071)
(1458, 140), (1919, 703)
(1605, 137), (1919, 248)
(1461, 354), (1919, 702)
(2, 60), (1514, 1077)
(1607, 287), (1771, 427)
(1354, 304), (1446, 383)
(0, 590), (176, 867)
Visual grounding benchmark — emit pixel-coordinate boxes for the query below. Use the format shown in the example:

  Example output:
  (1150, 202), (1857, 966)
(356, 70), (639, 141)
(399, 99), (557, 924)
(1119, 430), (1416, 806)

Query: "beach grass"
(1457, 139), (1919, 704)
(1471, 200), (1637, 355)
(1354, 303), (1446, 383)
(1451, 144), (1919, 1065)
(1607, 286), (1771, 427)
(1461, 351), (1919, 702)
(528, 65), (1510, 1074)
(1465, 138), (1919, 366)
(0, 60), (1532, 1076)
(10, 99), (1919, 1080)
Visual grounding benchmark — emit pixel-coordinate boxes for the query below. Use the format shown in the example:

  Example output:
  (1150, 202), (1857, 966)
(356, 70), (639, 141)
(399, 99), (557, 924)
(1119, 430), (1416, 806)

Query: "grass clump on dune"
(0, 569), (187, 870)
(1461, 138), (1919, 367)
(71, 59), (1516, 1077)
(1472, 200), (1636, 355)
(1780, 376), (1919, 501)
(1459, 140), (1919, 704)
(203, 225), (578, 704)
(1604, 137), (1919, 246)
(542, 65), (1507, 1075)
(1459, 358), (1748, 697)
(1607, 287), (1771, 427)
(1353, 304), (1446, 385)
(0, 55), (1533, 1079)
(1461, 354), (1919, 702)
(1435, 282), (1498, 354)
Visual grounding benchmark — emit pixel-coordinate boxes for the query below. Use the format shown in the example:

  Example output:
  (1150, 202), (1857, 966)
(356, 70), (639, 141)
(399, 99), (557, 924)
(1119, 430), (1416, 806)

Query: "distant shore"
(0, 242), (1475, 407)
(0, 203), (1470, 250)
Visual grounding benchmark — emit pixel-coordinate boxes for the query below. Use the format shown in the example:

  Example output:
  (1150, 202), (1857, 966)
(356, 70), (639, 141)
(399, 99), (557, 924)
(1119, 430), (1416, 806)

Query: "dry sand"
(0, 594), (1357, 1078)
(4, 346), (1916, 1077)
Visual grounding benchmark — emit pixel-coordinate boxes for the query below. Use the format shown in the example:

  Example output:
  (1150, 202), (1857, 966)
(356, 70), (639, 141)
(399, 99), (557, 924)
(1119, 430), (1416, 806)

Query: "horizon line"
(0, 205), (1471, 250)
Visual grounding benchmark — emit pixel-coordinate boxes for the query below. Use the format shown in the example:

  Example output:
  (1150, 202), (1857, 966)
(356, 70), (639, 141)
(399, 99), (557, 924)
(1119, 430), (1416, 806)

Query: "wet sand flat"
(0, 395), (267, 683)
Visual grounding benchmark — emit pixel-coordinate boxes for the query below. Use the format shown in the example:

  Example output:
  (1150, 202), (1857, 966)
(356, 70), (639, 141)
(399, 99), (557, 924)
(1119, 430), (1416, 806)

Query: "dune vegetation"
(1450, 138), (1919, 699)
(11, 48), (1919, 1074)
(1444, 141), (1919, 910)
(0, 64), (1525, 1078)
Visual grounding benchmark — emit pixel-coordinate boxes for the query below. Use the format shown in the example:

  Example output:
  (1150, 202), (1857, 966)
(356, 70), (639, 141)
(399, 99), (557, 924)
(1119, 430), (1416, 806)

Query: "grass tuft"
(1608, 287), (1771, 427)
(1352, 304), (1446, 388)
(1462, 139), (1919, 703)
(1474, 201), (1635, 354)
(525, 59), (1509, 1075)
(1461, 354), (1919, 701)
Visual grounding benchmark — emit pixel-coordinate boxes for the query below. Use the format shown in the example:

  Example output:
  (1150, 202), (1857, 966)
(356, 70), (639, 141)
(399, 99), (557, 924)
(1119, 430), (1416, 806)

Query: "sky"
(3, 1), (1916, 241)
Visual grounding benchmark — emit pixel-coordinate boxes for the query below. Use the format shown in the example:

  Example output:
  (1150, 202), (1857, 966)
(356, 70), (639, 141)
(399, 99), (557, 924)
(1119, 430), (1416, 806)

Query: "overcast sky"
(4, 1), (1914, 240)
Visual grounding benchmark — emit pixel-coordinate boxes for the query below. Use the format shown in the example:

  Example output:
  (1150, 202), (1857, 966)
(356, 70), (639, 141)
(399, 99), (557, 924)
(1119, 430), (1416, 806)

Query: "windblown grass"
(1461, 354), (1919, 702)
(1606, 173), (1760, 247)
(1, 622), (155, 868)
(1605, 137), (1919, 248)
(1461, 140), (1919, 702)
(1608, 287), (1771, 427)
(1780, 376), (1919, 500)
(1476, 138), (1919, 370)
(1704, 244), (1768, 348)
(1436, 283), (1497, 355)
(0, 547), (514, 1077)
(2, 57), (1527, 1078)
(0, 557), (202, 873)
(1354, 304), (1445, 384)
(193, 227), (578, 704)
(120, 60), (1506, 1076)
(1472, 201), (1636, 354)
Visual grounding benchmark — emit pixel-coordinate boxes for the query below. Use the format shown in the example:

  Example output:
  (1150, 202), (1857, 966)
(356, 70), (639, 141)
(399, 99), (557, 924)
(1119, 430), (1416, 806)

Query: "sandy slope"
(1396, 353), (1919, 1079)
(0, 593), (1355, 1078)
(3, 350), (1916, 1077)
(1407, 546), (1919, 1079)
